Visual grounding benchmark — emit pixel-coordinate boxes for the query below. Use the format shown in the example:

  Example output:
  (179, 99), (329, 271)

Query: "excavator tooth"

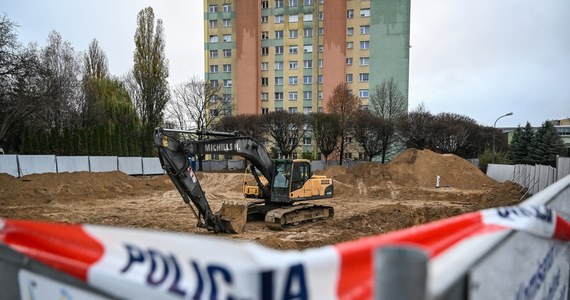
(217, 200), (249, 234)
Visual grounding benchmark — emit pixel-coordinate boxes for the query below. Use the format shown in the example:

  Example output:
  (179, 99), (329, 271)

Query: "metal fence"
(487, 156), (570, 195)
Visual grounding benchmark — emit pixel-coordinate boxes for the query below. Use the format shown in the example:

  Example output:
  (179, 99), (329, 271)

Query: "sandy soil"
(0, 149), (527, 250)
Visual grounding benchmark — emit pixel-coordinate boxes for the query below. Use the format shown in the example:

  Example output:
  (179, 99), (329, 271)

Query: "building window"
(303, 91), (312, 99)
(289, 61), (298, 69)
(223, 34), (232, 42)
(275, 15), (284, 23)
(360, 8), (370, 17)
(346, 74), (353, 82)
(262, 0), (269, 9)
(360, 41), (370, 49)
(303, 14), (313, 22)
(319, 11), (324, 20)
(303, 137), (312, 144)
(275, 92), (284, 100)
(289, 76), (298, 85)
(347, 27), (354, 36)
(261, 77), (269, 86)
(261, 47), (269, 55)
(261, 62), (269, 70)
(275, 30), (284, 39)
(304, 0), (313, 5)
(303, 60), (312, 69)
(359, 57), (369, 65)
(318, 75), (323, 83)
(209, 35), (218, 43)
(319, 27), (324, 35)
(347, 9), (354, 19)
(303, 45), (313, 53)
(209, 50), (218, 58)
(223, 19), (231, 27)
(209, 20), (217, 28)
(360, 25), (370, 35)
(224, 79), (232, 87)
(289, 30), (298, 38)
(222, 4), (231, 12)
(276, 108), (284, 112)
(346, 58), (353, 65)
(318, 59), (323, 68)
(276, 0), (284, 8)
(275, 77), (283, 85)
(210, 80), (219, 87)
(289, 92), (298, 100)
(289, 0), (298, 7)
(223, 49), (231, 57)
(303, 75), (312, 84)
(261, 93), (269, 101)
(289, 46), (298, 54)
(318, 45), (323, 52)
(210, 65), (218, 73)
(275, 61), (283, 70)
(262, 31), (269, 40)
(347, 42), (353, 49)
(289, 15), (299, 22)
(223, 64), (232, 72)
(275, 46), (284, 54)
(209, 5), (218, 13)
(303, 107), (312, 115)
(262, 16), (269, 23)
(359, 89), (369, 98)
(262, 108), (269, 115)
(359, 73), (369, 82)
(318, 91), (323, 99)
(288, 107), (298, 113)
(303, 28), (313, 37)
(224, 94), (231, 102)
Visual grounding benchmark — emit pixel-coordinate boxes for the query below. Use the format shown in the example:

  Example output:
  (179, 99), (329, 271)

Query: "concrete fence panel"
(17, 155), (57, 176)
(558, 156), (570, 180)
(486, 164), (515, 183)
(228, 159), (245, 170)
(0, 155), (19, 177)
(89, 156), (118, 173)
(118, 157), (143, 175)
(142, 157), (164, 175)
(56, 156), (90, 173)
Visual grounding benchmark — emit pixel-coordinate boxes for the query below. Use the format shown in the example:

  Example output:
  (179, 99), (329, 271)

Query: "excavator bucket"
(216, 201), (249, 234)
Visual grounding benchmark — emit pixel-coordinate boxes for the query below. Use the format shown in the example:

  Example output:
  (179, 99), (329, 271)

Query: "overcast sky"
(2, 0), (569, 127)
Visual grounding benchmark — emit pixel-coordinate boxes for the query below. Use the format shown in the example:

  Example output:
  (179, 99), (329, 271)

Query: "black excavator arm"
(154, 128), (275, 233)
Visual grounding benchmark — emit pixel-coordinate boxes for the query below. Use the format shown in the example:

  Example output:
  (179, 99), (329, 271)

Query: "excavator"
(154, 127), (334, 234)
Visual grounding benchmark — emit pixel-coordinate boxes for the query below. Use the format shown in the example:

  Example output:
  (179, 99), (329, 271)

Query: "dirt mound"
(0, 171), (173, 206)
(322, 149), (496, 191)
(471, 181), (527, 210)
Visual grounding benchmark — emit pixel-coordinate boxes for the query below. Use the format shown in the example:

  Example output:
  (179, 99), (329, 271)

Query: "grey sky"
(2, 0), (569, 127)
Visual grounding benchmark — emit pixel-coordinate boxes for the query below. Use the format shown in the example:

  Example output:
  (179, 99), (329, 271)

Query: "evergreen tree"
(508, 127), (524, 164)
(530, 121), (565, 167)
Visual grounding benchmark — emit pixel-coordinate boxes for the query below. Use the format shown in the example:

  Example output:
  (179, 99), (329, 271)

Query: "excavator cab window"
(291, 161), (310, 191)
(271, 160), (292, 199)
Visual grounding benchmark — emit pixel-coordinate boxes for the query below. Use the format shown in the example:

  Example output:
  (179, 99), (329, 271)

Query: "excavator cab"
(270, 159), (333, 203)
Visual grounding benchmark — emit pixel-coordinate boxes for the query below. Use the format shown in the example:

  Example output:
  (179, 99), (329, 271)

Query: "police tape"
(1, 204), (569, 299)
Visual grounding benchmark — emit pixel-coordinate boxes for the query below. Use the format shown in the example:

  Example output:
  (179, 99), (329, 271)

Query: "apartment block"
(204, 0), (410, 116)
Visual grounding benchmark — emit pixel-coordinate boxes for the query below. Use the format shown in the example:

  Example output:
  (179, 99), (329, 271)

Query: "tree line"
(0, 8), (167, 157)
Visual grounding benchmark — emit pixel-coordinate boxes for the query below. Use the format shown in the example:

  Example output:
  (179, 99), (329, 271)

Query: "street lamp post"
(492, 112), (513, 164)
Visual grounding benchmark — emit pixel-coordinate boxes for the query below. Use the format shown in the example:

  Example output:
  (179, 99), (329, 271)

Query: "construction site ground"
(0, 149), (527, 250)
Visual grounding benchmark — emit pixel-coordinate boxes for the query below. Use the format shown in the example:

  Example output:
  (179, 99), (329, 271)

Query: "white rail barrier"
(0, 155), (19, 177)
(56, 156), (90, 173)
(17, 155), (57, 176)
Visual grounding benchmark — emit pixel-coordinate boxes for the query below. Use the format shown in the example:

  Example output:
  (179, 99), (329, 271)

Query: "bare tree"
(217, 114), (264, 141)
(326, 82), (361, 165)
(398, 103), (433, 150)
(349, 110), (386, 161)
(0, 15), (41, 144)
(310, 112), (341, 164)
(263, 111), (307, 159)
(431, 113), (474, 154)
(83, 39), (108, 80)
(132, 6), (169, 156)
(166, 77), (224, 131)
(369, 78), (408, 162)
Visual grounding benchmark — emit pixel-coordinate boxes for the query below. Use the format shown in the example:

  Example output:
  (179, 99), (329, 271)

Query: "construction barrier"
(118, 157), (143, 175)
(89, 156), (119, 173)
(17, 155), (57, 176)
(1, 175), (570, 299)
(56, 156), (90, 173)
(0, 154), (18, 177)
